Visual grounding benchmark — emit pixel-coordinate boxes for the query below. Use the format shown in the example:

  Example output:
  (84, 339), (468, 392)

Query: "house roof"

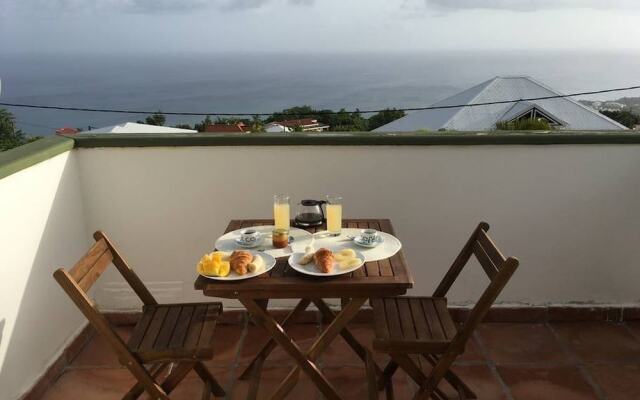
(87, 122), (197, 134)
(374, 76), (627, 132)
(204, 123), (247, 133)
(278, 118), (319, 127)
(55, 127), (80, 135)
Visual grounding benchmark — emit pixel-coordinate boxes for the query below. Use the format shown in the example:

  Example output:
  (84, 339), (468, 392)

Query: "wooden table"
(194, 219), (414, 400)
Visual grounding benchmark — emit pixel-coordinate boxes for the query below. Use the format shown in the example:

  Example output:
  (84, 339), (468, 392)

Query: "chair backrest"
(54, 231), (169, 397)
(53, 231), (158, 361)
(433, 222), (519, 346)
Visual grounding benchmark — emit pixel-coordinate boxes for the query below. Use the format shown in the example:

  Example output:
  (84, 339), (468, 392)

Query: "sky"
(1, 0), (640, 53)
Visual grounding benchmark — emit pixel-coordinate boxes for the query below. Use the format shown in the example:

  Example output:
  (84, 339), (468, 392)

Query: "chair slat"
(434, 299), (457, 340)
(370, 299), (389, 340)
(69, 238), (108, 282)
(154, 305), (183, 350)
(197, 304), (222, 348)
(169, 306), (196, 349)
(184, 304), (208, 349)
(397, 298), (417, 340)
(77, 250), (113, 292)
(473, 242), (499, 280)
(140, 306), (169, 352)
(409, 298), (430, 340)
(384, 298), (404, 340)
(477, 230), (506, 267)
(421, 298), (446, 341)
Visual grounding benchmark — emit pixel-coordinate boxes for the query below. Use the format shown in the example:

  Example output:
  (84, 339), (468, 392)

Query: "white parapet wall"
(72, 144), (640, 309)
(0, 151), (90, 400)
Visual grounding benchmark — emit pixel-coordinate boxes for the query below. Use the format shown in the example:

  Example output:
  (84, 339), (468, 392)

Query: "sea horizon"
(1, 50), (640, 134)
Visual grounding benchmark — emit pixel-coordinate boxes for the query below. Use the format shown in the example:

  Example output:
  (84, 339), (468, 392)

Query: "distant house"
(87, 122), (197, 134)
(374, 76), (627, 132)
(55, 127), (79, 135)
(276, 118), (329, 132)
(204, 123), (249, 133)
(265, 123), (292, 133)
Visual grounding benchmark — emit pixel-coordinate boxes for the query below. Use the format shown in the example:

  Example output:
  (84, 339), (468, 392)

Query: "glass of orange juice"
(326, 195), (342, 236)
(273, 195), (290, 230)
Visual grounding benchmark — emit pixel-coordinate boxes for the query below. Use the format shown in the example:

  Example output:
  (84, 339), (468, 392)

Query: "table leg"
(239, 298), (311, 380)
(240, 297), (342, 400)
(269, 298), (367, 400)
(314, 299), (383, 377)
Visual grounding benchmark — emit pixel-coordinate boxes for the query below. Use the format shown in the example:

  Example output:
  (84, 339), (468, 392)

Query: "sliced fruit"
(339, 258), (362, 270)
(218, 261), (231, 277)
(339, 249), (357, 258)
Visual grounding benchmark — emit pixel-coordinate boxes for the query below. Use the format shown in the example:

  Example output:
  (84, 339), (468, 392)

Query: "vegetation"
(495, 118), (551, 131)
(1, 109), (42, 151)
(140, 106), (407, 133)
(601, 110), (640, 129)
(137, 111), (166, 126)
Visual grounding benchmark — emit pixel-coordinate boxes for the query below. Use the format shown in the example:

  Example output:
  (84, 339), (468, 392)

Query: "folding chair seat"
(128, 302), (222, 363)
(371, 297), (457, 354)
(367, 222), (519, 400)
(54, 231), (226, 400)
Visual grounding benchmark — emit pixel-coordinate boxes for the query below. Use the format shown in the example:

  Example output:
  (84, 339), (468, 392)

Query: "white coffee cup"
(239, 229), (262, 245)
(360, 229), (379, 245)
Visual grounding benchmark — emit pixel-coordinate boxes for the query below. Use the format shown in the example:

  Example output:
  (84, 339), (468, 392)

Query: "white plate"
(197, 251), (276, 281)
(288, 250), (365, 277)
(311, 228), (402, 262)
(215, 226), (313, 258)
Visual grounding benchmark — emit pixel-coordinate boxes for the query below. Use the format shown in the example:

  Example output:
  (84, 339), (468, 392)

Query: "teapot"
(294, 199), (326, 228)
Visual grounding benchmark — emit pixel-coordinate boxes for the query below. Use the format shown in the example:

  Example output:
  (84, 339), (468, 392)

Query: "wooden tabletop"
(194, 219), (414, 299)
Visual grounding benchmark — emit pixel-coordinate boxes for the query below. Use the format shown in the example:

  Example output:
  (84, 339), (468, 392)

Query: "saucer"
(353, 235), (385, 248)
(234, 236), (264, 248)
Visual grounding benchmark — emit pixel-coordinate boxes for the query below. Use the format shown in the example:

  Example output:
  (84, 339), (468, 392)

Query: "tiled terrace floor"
(41, 320), (640, 400)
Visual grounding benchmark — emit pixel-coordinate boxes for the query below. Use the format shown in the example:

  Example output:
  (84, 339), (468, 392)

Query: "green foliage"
(601, 110), (640, 129)
(138, 111), (165, 126)
(367, 108), (406, 131)
(249, 115), (265, 133)
(174, 123), (193, 130)
(194, 116), (213, 132)
(1, 108), (29, 151)
(495, 118), (551, 131)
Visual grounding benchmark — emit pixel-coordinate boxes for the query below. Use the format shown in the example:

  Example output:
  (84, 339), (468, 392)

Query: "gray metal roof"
(374, 76), (627, 132)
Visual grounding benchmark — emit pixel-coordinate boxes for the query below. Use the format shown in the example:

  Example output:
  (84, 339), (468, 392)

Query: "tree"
(1, 108), (28, 151)
(174, 123), (193, 130)
(250, 115), (265, 133)
(138, 111), (166, 126)
(601, 110), (640, 129)
(194, 116), (213, 132)
(367, 108), (406, 131)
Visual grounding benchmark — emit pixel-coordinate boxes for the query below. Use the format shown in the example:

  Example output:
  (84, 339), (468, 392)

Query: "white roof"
(87, 122), (197, 134)
(374, 76), (627, 132)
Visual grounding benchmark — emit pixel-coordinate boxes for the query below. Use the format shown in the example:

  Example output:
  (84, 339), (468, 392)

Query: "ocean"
(1, 51), (639, 134)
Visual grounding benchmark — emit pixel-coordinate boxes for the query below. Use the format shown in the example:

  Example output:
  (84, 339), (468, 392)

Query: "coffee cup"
(239, 229), (262, 246)
(360, 229), (379, 245)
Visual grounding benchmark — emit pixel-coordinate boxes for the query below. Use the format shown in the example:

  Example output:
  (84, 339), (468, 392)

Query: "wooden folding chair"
(366, 222), (519, 400)
(54, 231), (226, 400)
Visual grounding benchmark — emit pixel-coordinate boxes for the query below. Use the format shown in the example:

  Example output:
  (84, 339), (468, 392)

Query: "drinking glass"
(273, 195), (290, 230)
(326, 195), (343, 236)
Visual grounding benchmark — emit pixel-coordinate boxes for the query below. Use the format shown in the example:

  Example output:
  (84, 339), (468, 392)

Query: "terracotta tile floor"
(41, 320), (640, 399)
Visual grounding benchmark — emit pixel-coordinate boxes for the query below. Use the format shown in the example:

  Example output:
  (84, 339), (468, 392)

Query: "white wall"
(74, 145), (640, 309)
(0, 151), (90, 400)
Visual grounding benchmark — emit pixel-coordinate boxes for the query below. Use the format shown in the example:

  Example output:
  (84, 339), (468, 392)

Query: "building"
(374, 76), (627, 132)
(55, 127), (79, 135)
(87, 122), (197, 134)
(264, 122), (292, 133)
(276, 118), (329, 132)
(204, 123), (249, 133)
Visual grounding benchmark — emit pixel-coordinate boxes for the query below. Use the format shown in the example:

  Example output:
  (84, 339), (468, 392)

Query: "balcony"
(1, 131), (640, 400)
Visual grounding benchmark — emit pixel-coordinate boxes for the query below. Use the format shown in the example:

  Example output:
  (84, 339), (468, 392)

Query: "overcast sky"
(1, 0), (640, 53)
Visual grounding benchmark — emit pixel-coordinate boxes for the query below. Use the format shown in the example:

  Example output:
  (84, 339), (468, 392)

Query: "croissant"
(314, 248), (334, 273)
(230, 250), (253, 275)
